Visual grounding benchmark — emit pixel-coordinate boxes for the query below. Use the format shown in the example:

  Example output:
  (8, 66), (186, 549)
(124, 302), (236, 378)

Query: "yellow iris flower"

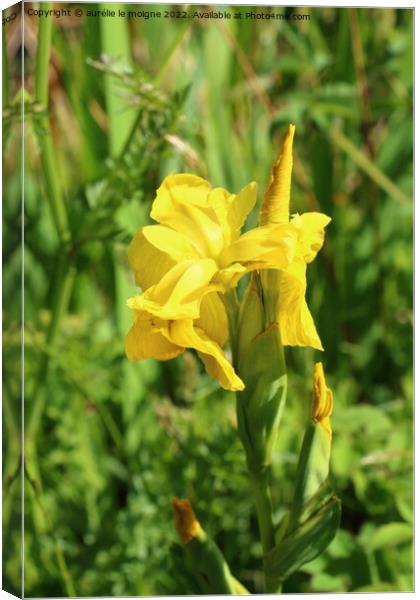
(125, 125), (331, 390)
(126, 174), (298, 391)
(125, 228), (245, 390)
(131, 173), (297, 305)
(260, 125), (331, 350)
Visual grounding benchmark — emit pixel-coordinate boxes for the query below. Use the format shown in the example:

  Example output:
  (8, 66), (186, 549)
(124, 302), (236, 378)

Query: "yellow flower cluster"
(125, 126), (331, 391)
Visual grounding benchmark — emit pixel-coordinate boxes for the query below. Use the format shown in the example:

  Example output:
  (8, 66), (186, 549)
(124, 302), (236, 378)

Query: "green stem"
(3, 23), (9, 109)
(37, 136), (71, 244)
(35, 6), (52, 106)
(235, 274), (287, 593)
(249, 468), (280, 593)
(249, 468), (275, 554)
(27, 7), (75, 444)
(118, 110), (143, 161)
(27, 258), (76, 439)
(35, 9), (70, 244)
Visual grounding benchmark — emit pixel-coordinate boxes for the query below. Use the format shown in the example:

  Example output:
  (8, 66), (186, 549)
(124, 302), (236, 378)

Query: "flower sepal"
(264, 495), (341, 589)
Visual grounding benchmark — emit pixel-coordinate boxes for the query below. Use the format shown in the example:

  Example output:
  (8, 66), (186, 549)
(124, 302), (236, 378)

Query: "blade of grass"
(99, 3), (136, 157)
(154, 19), (192, 86)
(329, 124), (410, 204)
(100, 5), (137, 334)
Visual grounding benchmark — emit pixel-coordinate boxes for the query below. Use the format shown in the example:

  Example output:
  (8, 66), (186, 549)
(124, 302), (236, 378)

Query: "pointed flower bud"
(287, 363), (334, 533)
(260, 124), (295, 226)
(171, 497), (247, 594)
(312, 362), (333, 438)
(258, 126), (331, 351)
(172, 497), (202, 544)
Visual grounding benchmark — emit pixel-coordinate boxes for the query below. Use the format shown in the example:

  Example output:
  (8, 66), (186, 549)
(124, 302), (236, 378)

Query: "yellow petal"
(220, 223), (297, 271)
(198, 350), (244, 392)
(128, 228), (175, 290)
(125, 312), (183, 361)
(260, 124), (295, 226)
(152, 174), (212, 212)
(206, 187), (232, 244)
(227, 182), (258, 240)
(127, 259), (220, 320)
(164, 320), (245, 391)
(210, 182), (258, 245)
(215, 263), (247, 290)
(150, 174), (224, 258)
(278, 260), (323, 350)
(292, 212), (331, 264)
(142, 224), (200, 262)
(196, 292), (228, 347)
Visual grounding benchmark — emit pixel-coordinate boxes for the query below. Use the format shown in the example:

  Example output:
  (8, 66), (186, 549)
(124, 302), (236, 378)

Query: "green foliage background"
(3, 3), (413, 596)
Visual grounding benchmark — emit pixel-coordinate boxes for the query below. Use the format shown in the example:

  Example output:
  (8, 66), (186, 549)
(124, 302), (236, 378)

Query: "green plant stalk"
(253, 474), (275, 550)
(227, 285), (282, 593)
(35, 6), (52, 106)
(100, 5), (136, 335)
(250, 468), (284, 593)
(37, 135), (71, 244)
(3, 24), (9, 109)
(27, 4), (75, 491)
(35, 10), (70, 244)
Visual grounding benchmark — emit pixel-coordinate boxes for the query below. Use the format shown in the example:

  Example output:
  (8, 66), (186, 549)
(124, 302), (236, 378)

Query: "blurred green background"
(3, 3), (413, 596)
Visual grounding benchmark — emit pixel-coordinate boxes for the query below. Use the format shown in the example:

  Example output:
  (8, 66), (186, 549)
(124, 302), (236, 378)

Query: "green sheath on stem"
(236, 276), (288, 473)
(234, 274), (288, 593)
(186, 531), (240, 594)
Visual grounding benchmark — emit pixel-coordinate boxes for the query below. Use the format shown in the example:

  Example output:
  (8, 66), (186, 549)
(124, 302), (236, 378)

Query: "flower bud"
(287, 362), (334, 531)
(172, 497), (202, 544)
(312, 362), (333, 438)
(172, 497), (247, 594)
